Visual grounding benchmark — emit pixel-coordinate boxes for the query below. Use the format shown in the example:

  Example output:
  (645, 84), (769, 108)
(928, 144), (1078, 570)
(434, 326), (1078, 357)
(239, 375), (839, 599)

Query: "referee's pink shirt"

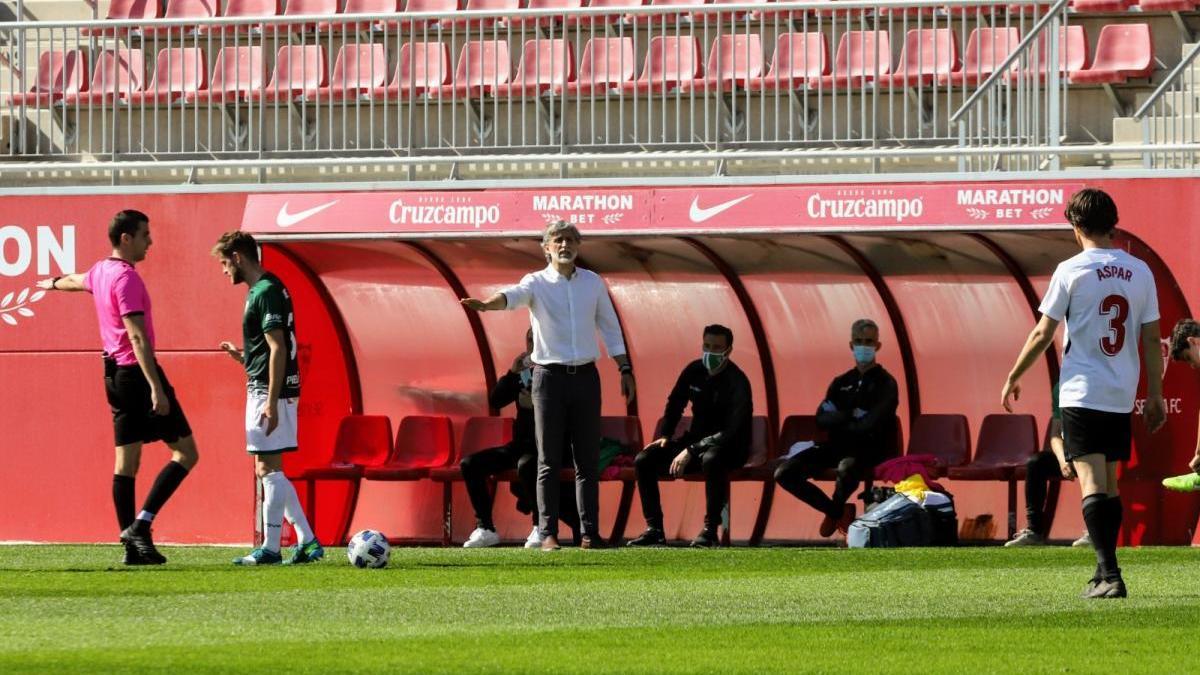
(83, 258), (155, 366)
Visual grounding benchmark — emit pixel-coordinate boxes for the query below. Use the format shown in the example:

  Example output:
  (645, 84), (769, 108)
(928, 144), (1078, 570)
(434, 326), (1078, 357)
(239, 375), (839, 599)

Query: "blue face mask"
(702, 350), (727, 372)
(519, 367), (533, 389)
(852, 345), (876, 365)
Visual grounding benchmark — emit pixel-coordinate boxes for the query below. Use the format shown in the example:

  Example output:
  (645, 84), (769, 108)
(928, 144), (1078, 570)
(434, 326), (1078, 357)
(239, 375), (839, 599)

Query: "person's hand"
(511, 352), (529, 374)
(149, 384), (170, 416)
(259, 401), (279, 436)
(460, 298), (486, 312)
(219, 341), (243, 363)
(1060, 459), (1076, 480)
(1001, 379), (1021, 412)
(645, 437), (668, 451)
(621, 372), (636, 405)
(1188, 451), (1200, 474)
(819, 400), (837, 413)
(1143, 396), (1167, 434)
(669, 449), (691, 477)
(35, 278), (55, 290)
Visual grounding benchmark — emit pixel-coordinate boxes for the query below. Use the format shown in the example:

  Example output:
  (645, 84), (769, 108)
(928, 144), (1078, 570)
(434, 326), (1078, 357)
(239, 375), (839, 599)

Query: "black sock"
(1082, 494), (1117, 581)
(112, 474), (136, 533)
(1104, 496), (1124, 581)
(137, 461), (190, 529)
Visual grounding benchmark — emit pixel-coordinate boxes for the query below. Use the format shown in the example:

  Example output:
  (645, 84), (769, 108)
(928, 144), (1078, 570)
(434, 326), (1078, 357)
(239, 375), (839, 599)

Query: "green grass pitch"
(1, 545), (1197, 673)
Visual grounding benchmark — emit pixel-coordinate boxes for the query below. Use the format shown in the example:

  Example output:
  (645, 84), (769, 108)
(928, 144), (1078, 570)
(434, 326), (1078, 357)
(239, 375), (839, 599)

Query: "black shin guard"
(1082, 494), (1117, 581)
(112, 474), (136, 532)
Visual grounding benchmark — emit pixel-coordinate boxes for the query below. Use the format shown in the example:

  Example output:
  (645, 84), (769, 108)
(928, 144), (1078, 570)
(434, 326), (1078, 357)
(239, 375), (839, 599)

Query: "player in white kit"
(1002, 188), (1166, 599)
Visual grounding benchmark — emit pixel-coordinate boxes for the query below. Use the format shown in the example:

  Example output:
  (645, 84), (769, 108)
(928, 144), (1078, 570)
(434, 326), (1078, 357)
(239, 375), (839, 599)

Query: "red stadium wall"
(2, 176), (1197, 545)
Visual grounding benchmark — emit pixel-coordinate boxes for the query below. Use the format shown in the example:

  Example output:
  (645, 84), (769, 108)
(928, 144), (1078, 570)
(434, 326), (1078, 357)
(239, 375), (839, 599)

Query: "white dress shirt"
(501, 265), (627, 366)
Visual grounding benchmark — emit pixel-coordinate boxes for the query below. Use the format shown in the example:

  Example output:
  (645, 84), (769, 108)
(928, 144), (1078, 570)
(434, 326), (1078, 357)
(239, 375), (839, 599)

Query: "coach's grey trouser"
(532, 362), (601, 538)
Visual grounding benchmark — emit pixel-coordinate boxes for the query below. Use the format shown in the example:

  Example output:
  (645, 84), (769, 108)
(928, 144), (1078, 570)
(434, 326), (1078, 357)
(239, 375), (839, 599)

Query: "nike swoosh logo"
(276, 200), (339, 228)
(688, 194), (752, 223)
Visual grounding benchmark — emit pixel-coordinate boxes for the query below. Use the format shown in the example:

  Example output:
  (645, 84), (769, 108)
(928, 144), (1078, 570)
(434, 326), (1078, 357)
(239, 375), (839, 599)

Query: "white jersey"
(1040, 247), (1159, 413)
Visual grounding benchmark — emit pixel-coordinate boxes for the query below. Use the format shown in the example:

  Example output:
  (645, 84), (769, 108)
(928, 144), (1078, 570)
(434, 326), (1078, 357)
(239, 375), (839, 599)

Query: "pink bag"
(874, 454), (947, 492)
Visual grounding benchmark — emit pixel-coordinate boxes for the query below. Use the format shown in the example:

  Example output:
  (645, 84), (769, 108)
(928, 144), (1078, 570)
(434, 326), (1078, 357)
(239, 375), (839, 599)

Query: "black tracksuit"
(775, 364), (899, 518)
(460, 369), (578, 533)
(635, 360), (752, 532)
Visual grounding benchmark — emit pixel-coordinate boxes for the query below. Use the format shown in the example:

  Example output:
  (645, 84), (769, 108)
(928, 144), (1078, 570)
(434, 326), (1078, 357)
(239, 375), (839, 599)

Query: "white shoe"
(524, 526), (545, 549)
(1004, 528), (1046, 547)
(463, 527), (500, 548)
(1072, 531), (1093, 548)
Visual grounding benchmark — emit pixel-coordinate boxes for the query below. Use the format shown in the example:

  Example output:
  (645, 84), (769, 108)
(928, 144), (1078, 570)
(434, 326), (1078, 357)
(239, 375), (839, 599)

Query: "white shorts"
(245, 392), (299, 454)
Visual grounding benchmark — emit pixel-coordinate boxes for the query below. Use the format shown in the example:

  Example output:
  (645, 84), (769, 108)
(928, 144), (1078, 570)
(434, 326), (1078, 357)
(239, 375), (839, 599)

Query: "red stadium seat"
(202, 0), (280, 33)
(562, 37), (635, 96)
(8, 50), (88, 107)
(83, 0), (160, 35)
(250, 45), (328, 102)
(948, 414), (1038, 539)
(703, 0), (773, 21)
(940, 27), (1020, 86)
(363, 415), (456, 480)
(442, 0), (522, 28)
(619, 36), (702, 95)
(1008, 25), (1089, 83)
(509, 0), (585, 27)
(186, 46), (264, 103)
(318, 0), (399, 31)
(747, 32), (830, 92)
(588, 0), (646, 22)
(370, 41), (452, 101)
(777, 414), (830, 449)
(429, 417), (515, 482)
(1071, 23), (1154, 84)
(318, 43), (389, 101)
(1136, 0), (1196, 9)
(142, 0), (218, 36)
(63, 49), (144, 106)
(885, 28), (960, 88)
(1072, 0), (1130, 11)
(282, 0), (340, 30)
(126, 48), (207, 105)
(812, 30), (891, 90)
(682, 33), (765, 93)
(382, 0), (459, 29)
(493, 39), (577, 98)
(907, 413), (971, 474)
(291, 415), (393, 545)
(633, 0), (710, 23)
(431, 40), (512, 99)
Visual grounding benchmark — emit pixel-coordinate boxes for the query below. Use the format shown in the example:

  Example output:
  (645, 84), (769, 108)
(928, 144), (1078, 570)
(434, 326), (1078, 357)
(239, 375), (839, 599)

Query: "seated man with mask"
(774, 319), (899, 538)
(627, 324), (753, 548)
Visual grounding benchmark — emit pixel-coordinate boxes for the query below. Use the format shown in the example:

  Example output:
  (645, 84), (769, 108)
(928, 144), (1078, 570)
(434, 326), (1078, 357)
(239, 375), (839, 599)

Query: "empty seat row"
(9, 23), (1152, 108)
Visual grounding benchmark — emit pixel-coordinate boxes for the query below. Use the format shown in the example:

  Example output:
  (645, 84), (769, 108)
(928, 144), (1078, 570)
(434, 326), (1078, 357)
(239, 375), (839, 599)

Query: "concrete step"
(1113, 115), (1200, 144)
(1133, 89), (1200, 116)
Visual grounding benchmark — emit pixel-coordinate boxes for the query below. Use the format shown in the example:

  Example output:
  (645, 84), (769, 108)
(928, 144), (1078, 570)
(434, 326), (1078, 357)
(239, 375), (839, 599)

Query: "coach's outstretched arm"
(1141, 320), (1167, 433)
(460, 293), (508, 312)
(35, 274), (86, 292)
(1002, 314), (1060, 412)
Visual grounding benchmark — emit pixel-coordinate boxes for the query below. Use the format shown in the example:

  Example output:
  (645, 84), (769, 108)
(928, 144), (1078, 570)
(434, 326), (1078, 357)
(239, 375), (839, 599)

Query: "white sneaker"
(1004, 529), (1046, 547)
(1072, 531), (1093, 548)
(463, 527), (500, 548)
(524, 526), (545, 549)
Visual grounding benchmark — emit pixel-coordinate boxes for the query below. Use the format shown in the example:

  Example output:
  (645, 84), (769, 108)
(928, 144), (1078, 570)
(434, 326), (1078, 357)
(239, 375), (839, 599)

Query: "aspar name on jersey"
(1096, 265), (1133, 282)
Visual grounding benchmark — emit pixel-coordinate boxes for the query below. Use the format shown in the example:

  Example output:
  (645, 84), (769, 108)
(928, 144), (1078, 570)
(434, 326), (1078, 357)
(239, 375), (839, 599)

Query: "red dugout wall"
(1, 177), (1196, 544)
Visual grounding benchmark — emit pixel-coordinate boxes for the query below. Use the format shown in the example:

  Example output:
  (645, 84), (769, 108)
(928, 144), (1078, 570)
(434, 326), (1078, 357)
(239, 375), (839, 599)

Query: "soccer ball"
(347, 529), (390, 569)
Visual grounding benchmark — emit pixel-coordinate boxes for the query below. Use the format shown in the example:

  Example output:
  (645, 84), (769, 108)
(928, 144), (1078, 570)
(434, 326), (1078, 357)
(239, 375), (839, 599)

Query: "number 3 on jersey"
(1099, 294), (1129, 356)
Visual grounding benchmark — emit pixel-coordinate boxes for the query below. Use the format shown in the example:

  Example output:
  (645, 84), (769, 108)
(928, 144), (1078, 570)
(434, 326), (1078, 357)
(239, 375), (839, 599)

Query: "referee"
(461, 221), (635, 551)
(36, 210), (199, 565)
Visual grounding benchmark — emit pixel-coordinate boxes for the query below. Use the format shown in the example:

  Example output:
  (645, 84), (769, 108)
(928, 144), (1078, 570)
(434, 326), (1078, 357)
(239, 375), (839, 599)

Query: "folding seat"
(370, 41), (453, 101)
(83, 0), (160, 35)
(249, 45), (328, 102)
(202, 0), (281, 33)
(906, 413), (971, 475)
(747, 31), (830, 92)
(63, 49), (144, 106)
(429, 417), (515, 482)
(561, 37), (636, 96)
(619, 36), (702, 95)
(283, 0), (341, 30)
(126, 48), (207, 105)
(940, 27), (1020, 86)
(317, 43), (389, 101)
(1071, 23), (1153, 84)
(187, 46), (264, 103)
(362, 415), (456, 481)
(704, 0), (774, 22)
(383, 0), (459, 29)
(441, 0), (523, 29)
(291, 415), (393, 545)
(317, 0), (399, 32)
(1008, 25), (1089, 83)
(493, 39), (577, 98)
(1136, 0), (1197, 9)
(884, 28), (960, 88)
(431, 40), (512, 99)
(633, 0), (710, 23)
(7, 50), (88, 107)
(588, 0), (647, 23)
(142, 0), (219, 36)
(509, 0), (585, 27)
(683, 33), (764, 93)
(1072, 0), (1131, 11)
(947, 414), (1038, 539)
(811, 30), (891, 90)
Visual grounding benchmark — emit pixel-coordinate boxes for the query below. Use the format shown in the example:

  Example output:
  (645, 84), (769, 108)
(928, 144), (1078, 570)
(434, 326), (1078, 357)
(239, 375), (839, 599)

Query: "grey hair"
(851, 318), (879, 337)
(542, 220), (582, 246)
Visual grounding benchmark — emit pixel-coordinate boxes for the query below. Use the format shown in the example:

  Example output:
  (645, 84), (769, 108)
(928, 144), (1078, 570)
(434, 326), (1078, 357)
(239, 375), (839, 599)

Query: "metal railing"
(0, 1), (1157, 181)
(1132, 41), (1200, 169)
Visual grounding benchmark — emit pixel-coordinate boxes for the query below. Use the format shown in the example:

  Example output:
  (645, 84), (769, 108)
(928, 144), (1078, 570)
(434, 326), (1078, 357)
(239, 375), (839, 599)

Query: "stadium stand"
(562, 37), (637, 95)
(319, 43), (390, 101)
(493, 39), (577, 98)
(126, 47), (208, 105)
(432, 40), (513, 98)
(370, 41), (453, 100)
(6, 49), (87, 106)
(63, 48), (144, 105)
(249, 44), (327, 102)
(187, 46), (264, 103)
(621, 35), (703, 94)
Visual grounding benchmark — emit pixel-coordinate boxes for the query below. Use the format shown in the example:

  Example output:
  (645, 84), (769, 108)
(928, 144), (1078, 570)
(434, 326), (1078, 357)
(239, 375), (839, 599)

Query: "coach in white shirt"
(461, 221), (635, 551)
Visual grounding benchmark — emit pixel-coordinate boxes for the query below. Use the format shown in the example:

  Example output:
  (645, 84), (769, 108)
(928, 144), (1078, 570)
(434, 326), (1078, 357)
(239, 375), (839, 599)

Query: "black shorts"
(1060, 406), (1131, 463)
(104, 358), (193, 447)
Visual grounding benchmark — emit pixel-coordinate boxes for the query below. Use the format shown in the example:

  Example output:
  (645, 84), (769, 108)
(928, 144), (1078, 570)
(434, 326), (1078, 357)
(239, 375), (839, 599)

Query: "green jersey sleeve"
(258, 285), (289, 334)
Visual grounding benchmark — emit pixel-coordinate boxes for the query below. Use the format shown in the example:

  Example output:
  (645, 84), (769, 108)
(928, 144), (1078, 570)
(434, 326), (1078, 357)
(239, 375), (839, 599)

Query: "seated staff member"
(1006, 381), (1092, 548)
(774, 319), (899, 538)
(627, 325), (752, 548)
(1163, 319), (1200, 492)
(461, 329), (581, 549)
